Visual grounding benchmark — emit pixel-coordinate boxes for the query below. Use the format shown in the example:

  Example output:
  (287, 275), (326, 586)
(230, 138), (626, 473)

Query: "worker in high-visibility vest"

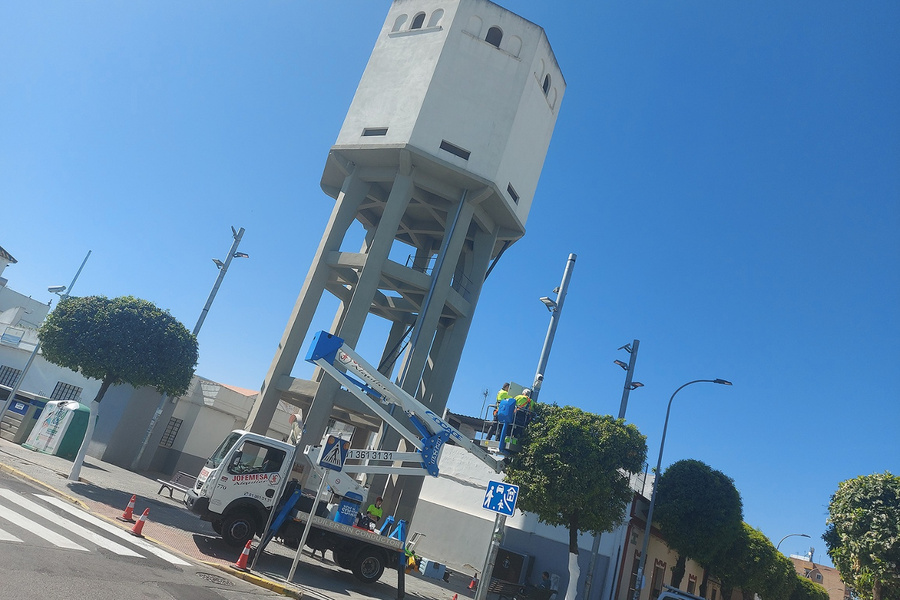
(486, 383), (510, 440)
(514, 388), (532, 411)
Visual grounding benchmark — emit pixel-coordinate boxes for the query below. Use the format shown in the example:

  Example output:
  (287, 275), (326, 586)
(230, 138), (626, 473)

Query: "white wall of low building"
(413, 444), (619, 599)
(0, 314), (102, 403)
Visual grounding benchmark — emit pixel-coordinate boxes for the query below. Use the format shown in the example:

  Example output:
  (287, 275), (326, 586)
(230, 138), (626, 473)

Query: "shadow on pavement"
(67, 480), (214, 534)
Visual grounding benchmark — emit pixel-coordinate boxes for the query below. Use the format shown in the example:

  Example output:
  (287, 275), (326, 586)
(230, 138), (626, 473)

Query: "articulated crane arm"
(305, 331), (505, 477)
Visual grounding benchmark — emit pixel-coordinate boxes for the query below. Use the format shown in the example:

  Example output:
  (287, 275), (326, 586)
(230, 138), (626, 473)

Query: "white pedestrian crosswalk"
(0, 487), (190, 565)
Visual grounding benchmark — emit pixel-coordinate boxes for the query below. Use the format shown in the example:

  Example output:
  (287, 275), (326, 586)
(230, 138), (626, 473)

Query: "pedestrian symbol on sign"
(319, 436), (349, 471)
(482, 480), (519, 517)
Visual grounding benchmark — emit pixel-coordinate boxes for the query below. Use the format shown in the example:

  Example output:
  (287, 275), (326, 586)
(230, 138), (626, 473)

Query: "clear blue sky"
(2, 1), (897, 568)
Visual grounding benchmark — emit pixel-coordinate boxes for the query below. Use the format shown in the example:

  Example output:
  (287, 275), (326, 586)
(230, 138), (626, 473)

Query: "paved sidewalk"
(0, 438), (477, 600)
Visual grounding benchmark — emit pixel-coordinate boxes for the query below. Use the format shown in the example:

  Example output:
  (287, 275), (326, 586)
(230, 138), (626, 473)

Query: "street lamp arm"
(776, 533), (810, 550)
(631, 377), (732, 600)
(655, 379), (729, 475)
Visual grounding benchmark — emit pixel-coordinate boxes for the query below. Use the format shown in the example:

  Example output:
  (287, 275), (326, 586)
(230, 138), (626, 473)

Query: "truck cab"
(185, 430), (299, 546)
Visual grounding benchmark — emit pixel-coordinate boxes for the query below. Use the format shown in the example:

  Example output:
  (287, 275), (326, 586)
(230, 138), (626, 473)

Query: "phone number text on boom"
(347, 450), (395, 461)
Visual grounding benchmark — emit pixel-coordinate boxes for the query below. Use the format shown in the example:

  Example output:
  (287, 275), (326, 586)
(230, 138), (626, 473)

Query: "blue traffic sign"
(319, 435), (350, 472)
(483, 480), (519, 516)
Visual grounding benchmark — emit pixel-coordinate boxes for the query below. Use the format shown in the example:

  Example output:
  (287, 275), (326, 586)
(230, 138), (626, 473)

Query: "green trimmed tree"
(39, 295), (198, 481)
(653, 459), (743, 595)
(763, 553), (805, 600)
(791, 576), (830, 600)
(824, 472), (900, 600)
(711, 522), (766, 600)
(505, 404), (647, 600)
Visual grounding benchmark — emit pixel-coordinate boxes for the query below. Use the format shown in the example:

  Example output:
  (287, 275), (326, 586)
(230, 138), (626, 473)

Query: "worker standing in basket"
(514, 388), (532, 411)
(486, 383), (510, 441)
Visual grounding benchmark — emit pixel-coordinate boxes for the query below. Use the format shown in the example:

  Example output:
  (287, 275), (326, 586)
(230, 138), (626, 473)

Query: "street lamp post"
(776, 533), (810, 551)
(0, 251), (92, 427)
(474, 253), (576, 600)
(583, 340), (644, 599)
(531, 253), (576, 402)
(631, 378), (733, 600)
(130, 227), (247, 471)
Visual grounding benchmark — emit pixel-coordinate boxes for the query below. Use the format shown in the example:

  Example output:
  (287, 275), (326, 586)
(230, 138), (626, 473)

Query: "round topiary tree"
(39, 295), (198, 480)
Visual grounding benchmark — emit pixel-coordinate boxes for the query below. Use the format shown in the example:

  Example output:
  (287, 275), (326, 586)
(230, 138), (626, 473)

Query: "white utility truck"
(185, 331), (505, 583)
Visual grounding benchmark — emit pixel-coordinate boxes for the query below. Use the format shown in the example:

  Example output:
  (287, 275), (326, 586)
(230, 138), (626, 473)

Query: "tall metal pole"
(193, 227), (245, 336)
(475, 253), (575, 600)
(617, 340), (640, 420)
(131, 227), (246, 471)
(631, 379), (732, 600)
(531, 253), (576, 403)
(0, 251), (91, 426)
(584, 340), (641, 600)
(474, 512), (507, 600)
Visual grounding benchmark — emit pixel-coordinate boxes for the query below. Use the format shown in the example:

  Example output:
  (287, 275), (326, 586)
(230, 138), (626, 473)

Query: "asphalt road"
(0, 469), (286, 600)
(0, 439), (478, 600)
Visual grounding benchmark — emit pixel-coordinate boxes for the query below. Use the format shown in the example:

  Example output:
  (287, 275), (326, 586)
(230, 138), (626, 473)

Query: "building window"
(159, 417), (183, 448)
(392, 14), (407, 32)
(486, 26), (502, 48)
(542, 74), (551, 96)
(51, 381), (82, 401)
(650, 559), (666, 600)
(0, 365), (22, 387)
(687, 575), (697, 594)
(411, 12), (426, 30)
(427, 9), (444, 28)
(439, 140), (471, 161)
(507, 183), (519, 204)
(363, 127), (388, 136)
(627, 554), (640, 600)
(711, 588), (718, 600)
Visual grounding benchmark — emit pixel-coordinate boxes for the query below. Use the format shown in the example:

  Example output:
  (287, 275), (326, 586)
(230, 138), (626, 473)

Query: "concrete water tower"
(246, 0), (565, 517)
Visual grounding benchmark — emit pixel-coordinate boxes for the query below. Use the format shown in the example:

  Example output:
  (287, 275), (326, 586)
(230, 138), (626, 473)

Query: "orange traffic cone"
(469, 576), (478, 590)
(233, 540), (252, 571)
(117, 495), (136, 522)
(130, 508), (149, 537)
(452, 594), (458, 600)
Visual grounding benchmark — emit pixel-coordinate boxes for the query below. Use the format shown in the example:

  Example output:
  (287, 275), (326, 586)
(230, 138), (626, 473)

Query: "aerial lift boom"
(305, 331), (505, 477)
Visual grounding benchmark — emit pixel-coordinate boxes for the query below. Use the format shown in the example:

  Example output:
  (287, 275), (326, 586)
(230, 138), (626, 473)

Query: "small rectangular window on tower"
(439, 140), (471, 161)
(507, 183), (519, 204)
(362, 127), (389, 137)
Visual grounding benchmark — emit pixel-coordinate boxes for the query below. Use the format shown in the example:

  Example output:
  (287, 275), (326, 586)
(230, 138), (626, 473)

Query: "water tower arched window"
(411, 12), (426, 30)
(485, 26), (502, 48)
(392, 14), (408, 32)
(542, 74), (551, 96)
(428, 9), (444, 28)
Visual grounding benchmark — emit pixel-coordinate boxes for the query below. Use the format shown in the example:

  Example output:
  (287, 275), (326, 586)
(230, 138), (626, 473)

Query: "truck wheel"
(351, 548), (386, 583)
(220, 510), (256, 548)
(211, 519), (223, 534)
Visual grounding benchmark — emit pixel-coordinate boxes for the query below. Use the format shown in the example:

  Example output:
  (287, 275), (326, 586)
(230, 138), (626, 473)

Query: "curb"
(0, 462), (91, 511)
(205, 562), (303, 599)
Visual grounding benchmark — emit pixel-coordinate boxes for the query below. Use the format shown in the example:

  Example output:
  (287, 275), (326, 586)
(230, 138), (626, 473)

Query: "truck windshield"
(206, 432), (242, 468)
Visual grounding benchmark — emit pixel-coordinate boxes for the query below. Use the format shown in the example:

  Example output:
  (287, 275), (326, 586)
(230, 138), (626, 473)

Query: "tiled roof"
(218, 382), (258, 397)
